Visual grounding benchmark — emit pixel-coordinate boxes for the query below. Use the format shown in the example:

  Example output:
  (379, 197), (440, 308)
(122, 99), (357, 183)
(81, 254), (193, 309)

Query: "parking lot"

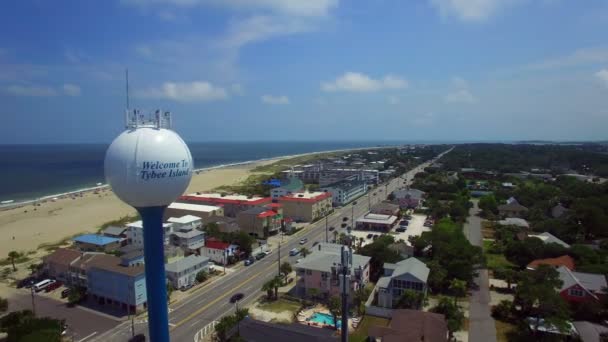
(351, 213), (430, 246)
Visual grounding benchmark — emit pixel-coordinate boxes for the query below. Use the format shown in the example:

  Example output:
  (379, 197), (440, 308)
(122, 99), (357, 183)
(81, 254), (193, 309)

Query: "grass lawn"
(258, 298), (301, 314)
(483, 240), (515, 270)
(350, 316), (390, 342)
(495, 320), (517, 342)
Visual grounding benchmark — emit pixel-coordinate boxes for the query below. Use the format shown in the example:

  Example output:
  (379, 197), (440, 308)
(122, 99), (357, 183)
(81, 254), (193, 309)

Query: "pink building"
(295, 243), (371, 301)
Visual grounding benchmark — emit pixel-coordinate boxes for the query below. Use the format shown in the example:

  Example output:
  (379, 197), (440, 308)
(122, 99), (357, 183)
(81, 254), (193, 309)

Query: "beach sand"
(0, 159), (277, 254)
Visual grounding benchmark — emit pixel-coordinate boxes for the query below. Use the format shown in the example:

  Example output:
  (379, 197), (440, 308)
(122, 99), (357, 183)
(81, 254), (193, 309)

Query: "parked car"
(128, 334), (146, 342)
(341, 223), (347, 228)
(45, 280), (63, 292)
(289, 248), (300, 256)
(366, 234), (373, 239)
(299, 238), (308, 245)
(255, 253), (265, 260)
(17, 276), (39, 289)
(61, 288), (71, 298)
(312, 241), (319, 247)
(33, 279), (53, 292)
(396, 227), (406, 233)
(399, 220), (409, 226)
(343, 217), (348, 221)
(244, 257), (255, 266)
(372, 234), (379, 240)
(329, 226), (335, 231)
(230, 293), (244, 303)
(263, 250), (272, 256)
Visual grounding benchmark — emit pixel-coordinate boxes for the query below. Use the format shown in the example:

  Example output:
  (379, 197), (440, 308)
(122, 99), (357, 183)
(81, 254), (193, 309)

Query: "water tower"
(105, 109), (193, 341)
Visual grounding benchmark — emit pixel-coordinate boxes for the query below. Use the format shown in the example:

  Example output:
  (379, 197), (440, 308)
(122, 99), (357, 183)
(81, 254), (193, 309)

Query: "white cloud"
(63, 84), (81, 96)
(596, 69), (608, 87)
(445, 77), (478, 103)
(137, 81), (228, 102)
(526, 47), (608, 71)
(412, 112), (436, 126)
(429, 0), (510, 22)
(321, 72), (408, 92)
(123, 0), (338, 17)
(388, 96), (400, 105)
(261, 94), (289, 104)
(231, 83), (244, 95)
(220, 15), (312, 50)
(5, 85), (58, 97)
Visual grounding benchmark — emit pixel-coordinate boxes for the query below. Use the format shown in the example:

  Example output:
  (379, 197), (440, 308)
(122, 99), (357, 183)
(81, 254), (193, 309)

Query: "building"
(526, 255), (575, 271)
(178, 193), (272, 217)
(392, 188), (425, 209)
(164, 202), (224, 220)
(320, 179), (368, 206)
(126, 220), (173, 248)
(497, 217), (530, 229)
(557, 266), (607, 304)
(370, 202), (400, 216)
(202, 215), (240, 234)
(200, 238), (238, 265)
(270, 177), (304, 200)
(498, 198), (529, 218)
(236, 205), (283, 238)
(42, 248), (82, 282)
(388, 242), (414, 259)
(86, 254), (147, 313)
(356, 213), (398, 232)
(101, 226), (128, 242)
(165, 254), (210, 290)
(318, 169), (380, 187)
(551, 203), (569, 219)
(278, 191), (333, 222)
(118, 245), (145, 266)
(376, 258), (429, 309)
(295, 243), (370, 300)
(239, 317), (337, 342)
(573, 321), (608, 342)
(168, 215), (205, 254)
(528, 232), (571, 248)
(368, 309), (448, 342)
(72, 234), (121, 252)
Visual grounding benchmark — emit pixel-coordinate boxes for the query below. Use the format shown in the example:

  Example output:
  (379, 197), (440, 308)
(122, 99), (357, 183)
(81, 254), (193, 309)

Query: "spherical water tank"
(104, 127), (193, 208)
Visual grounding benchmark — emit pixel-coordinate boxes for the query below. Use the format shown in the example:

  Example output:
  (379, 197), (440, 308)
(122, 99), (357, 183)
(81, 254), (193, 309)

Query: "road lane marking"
(77, 332), (98, 342)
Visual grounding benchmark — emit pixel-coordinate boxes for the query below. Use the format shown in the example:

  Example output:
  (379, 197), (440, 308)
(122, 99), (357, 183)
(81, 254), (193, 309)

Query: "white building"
(200, 239), (239, 265)
(164, 202), (224, 220)
(165, 254), (210, 289)
(126, 220), (173, 248)
(321, 179), (368, 206)
(168, 215), (205, 253)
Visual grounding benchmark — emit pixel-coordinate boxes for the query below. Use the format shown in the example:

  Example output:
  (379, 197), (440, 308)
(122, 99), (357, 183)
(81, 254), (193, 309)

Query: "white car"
(263, 250), (272, 256)
(299, 238), (308, 245)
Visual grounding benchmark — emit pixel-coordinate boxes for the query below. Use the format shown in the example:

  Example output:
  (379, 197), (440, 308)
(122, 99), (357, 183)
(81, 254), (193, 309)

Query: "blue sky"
(1, 0), (608, 143)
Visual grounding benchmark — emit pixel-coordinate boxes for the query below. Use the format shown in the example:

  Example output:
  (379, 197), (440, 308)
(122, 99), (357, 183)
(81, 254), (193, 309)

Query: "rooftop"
(356, 213), (398, 225)
(557, 266), (607, 296)
(527, 255), (575, 271)
(101, 226), (127, 237)
(497, 217), (530, 228)
(393, 188), (425, 200)
(181, 193), (271, 205)
(167, 202), (223, 212)
(85, 253), (145, 277)
(278, 191), (332, 203)
(529, 232), (570, 248)
(165, 254), (209, 274)
(379, 258), (430, 288)
(73, 234), (120, 246)
(43, 248), (82, 266)
(239, 317), (337, 342)
(167, 215), (202, 225)
(126, 220), (172, 229)
(295, 243), (370, 273)
(368, 309), (448, 342)
(321, 179), (367, 191)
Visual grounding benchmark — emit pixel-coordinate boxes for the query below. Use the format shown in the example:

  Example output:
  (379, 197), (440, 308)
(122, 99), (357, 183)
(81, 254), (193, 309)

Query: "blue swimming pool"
(309, 312), (342, 328)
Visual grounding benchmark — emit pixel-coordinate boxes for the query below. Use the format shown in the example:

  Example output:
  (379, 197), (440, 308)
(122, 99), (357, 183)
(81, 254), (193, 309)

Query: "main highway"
(92, 152), (447, 342)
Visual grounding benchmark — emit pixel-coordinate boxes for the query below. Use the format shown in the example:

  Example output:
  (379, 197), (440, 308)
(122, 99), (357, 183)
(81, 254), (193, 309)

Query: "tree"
(332, 230), (339, 243)
(8, 251), (19, 271)
(396, 290), (425, 310)
(28, 263), (40, 275)
(215, 314), (236, 342)
(262, 278), (275, 300)
(280, 262), (292, 276)
(427, 260), (447, 292)
(299, 247), (310, 258)
(196, 270), (209, 283)
(431, 296), (464, 338)
(0, 310), (64, 342)
(308, 288), (320, 300)
(328, 296), (342, 330)
(166, 282), (174, 303)
(67, 287), (86, 306)
(353, 286), (372, 315)
(449, 279), (467, 304)
(478, 194), (498, 216)
(491, 300), (514, 321)
(0, 296), (7, 313)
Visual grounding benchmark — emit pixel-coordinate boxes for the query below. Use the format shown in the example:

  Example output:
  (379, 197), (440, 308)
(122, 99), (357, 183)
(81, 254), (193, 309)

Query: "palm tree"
(280, 262), (292, 276)
(449, 279), (467, 305)
(328, 296), (342, 330)
(357, 237), (365, 251)
(8, 251), (19, 271)
(332, 230), (339, 243)
(262, 278), (275, 300)
(299, 247), (310, 258)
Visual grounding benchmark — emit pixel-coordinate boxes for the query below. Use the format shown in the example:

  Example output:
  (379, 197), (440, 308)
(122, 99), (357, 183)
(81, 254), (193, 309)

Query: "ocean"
(0, 141), (402, 203)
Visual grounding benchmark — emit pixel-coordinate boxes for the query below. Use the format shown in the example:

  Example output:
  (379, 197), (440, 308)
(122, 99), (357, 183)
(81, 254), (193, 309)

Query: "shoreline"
(0, 145), (392, 212)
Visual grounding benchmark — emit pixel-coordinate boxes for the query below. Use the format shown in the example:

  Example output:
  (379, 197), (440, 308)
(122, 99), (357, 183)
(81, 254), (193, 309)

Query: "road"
(464, 200), (497, 342)
(91, 152), (448, 342)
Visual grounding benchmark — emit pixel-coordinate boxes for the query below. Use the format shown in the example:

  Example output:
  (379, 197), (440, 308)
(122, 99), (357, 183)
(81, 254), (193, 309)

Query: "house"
(525, 317), (577, 338)
(573, 321), (608, 342)
(101, 226), (128, 242)
(355, 213), (398, 232)
(376, 258), (429, 309)
(270, 177), (304, 199)
(278, 191), (333, 222)
(557, 266), (607, 304)
(392, 188), (425, 209)
(178, 193), (272, 217)
(200, 238), (238, 265)
(551, 203), (569, 219)
(526, 255), (575, 271)
(368, 309), (448, 342)
(202, 215), (241, 234)
(165, 254), (210, 289)
(164, 202), (224, 220)
(295, 243), (370, 300)
(126, 220), (173, 248)
(497, 217), (530, 229)
(118, 245), (145, 266)
(239, 317), (337, 342)
(85, 254), (147, 313)
(528, 232), (571, 248)
(42, 248), (82, 282)
(388, 242), (414, 259)
(320, 179), (368, 206)
(370, 202), (400, 216)
(72, 234), (121, 252)
(168, 215), (205, 254)
(497, 198), (529, 218)
(236, 205), (283, 237)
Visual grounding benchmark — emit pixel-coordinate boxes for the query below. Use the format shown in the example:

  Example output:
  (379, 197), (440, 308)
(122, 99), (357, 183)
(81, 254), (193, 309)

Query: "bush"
(492, 300), (514, 321)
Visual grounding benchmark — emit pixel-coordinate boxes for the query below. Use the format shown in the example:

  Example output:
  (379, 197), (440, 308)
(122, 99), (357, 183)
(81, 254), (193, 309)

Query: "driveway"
(392, 214), (429, 244)
(464, 200), (497, 342)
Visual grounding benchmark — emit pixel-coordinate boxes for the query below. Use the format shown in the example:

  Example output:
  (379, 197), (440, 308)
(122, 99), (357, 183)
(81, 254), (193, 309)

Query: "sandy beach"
(0, 159), (278, 254)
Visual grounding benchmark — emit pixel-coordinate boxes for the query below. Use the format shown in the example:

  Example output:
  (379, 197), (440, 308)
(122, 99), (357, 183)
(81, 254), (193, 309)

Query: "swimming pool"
(309, 312), (342, 328)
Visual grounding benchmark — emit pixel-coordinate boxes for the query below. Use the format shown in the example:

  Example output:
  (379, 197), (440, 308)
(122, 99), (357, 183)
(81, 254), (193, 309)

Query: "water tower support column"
(139, 206), (170, 342)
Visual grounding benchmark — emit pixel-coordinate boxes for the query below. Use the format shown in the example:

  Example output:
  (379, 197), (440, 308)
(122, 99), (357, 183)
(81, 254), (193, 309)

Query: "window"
(569, 288), (584, 297)
(321, 272), (328, 280)
(306, 270), (312, 275)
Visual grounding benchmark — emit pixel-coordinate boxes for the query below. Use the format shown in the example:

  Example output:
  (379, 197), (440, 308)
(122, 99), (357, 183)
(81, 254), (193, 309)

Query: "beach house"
(72, 234), (121, 252)
(278, 191), (333, 222)
(376, 258), (429, 309)
(165, 254), (210, 290)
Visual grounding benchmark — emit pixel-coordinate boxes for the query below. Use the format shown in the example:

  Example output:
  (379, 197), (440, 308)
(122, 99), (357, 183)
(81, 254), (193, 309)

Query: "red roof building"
(526, 255), (575, 271)
(278, 191), (333, 222)
(178, 193), (272, 217)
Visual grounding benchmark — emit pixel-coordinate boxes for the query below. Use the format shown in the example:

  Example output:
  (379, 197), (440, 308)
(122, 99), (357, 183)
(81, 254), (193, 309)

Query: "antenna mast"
(126, 69), (130, 110)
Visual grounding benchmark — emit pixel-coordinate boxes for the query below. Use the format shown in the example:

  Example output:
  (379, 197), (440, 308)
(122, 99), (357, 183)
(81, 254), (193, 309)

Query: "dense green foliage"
(395, 289), (425, 310)
(0, 310), (64, 342)
(430, 296), (465, 337)
(214, 308), (249, 341)
(204, 223), (255, 256)
(359, 235), (402, 282)
(411, 171), (471, 223)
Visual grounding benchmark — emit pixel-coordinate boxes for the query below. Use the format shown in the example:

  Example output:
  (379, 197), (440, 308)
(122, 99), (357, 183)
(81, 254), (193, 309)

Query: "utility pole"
(224, 249), (227, 275)
(278, 242), (281, 276)
(339, 227), (352, 342)
(30, 282), (36, 316)
(325, 216), (328, 243)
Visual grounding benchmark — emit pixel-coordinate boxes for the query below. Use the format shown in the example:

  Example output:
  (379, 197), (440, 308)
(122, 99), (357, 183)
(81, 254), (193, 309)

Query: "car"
(61, 288), (71, 298)
(128, 334), (146, 342)
(404, 215), (413, 220)
(255, 253), (265, 260)
(366, 234), (373, 239)
(399, 220), (409, 226)
(289, 248), (300, 256)
(45, 280), (63, 292)
(230, 293), (244, 303)
(342, 217), (348, 222)
(17, 276), (38, 289)
(329, 226), (335, 231)
(312, 241), (319, 247)
(341, 223), (347, 228)
(395, 227), (406, 233)
(244, 258), (254, 266)
(299, 238), (308, 245)
(372, 234), (379, 240)
(263, 250), (272, 256)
